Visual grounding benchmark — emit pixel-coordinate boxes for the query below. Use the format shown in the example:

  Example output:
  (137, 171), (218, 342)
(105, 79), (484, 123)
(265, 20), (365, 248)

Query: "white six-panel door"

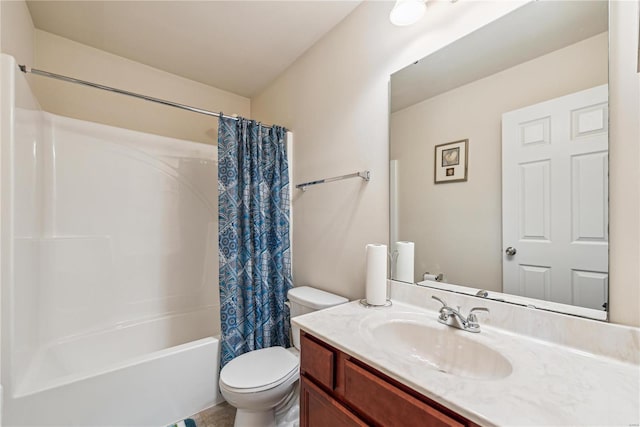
(502, 85), (608, 310)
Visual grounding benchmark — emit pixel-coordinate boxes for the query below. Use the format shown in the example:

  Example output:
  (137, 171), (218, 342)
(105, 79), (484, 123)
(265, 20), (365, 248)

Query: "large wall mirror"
(389, 1), (609, 320)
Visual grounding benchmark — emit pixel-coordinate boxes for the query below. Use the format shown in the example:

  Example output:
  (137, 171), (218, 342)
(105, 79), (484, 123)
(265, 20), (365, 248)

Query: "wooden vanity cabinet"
(300, 331), (479, 427)
(300, 376), (368, 427)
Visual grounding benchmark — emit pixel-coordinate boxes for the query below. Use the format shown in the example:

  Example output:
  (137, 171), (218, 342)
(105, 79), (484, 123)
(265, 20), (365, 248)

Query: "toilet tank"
(288, 286), (348, 349)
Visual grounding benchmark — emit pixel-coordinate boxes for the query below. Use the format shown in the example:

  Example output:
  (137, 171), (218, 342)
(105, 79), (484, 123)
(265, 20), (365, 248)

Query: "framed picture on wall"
(434, 139), (468, 183)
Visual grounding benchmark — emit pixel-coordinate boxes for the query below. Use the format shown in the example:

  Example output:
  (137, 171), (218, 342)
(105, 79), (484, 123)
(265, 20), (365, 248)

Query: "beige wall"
(32, 30), (249, 145)
(0, 0), (35, 67)
(253, 1), (639, 327)
(390, 33), (607, 292)
(251, 1), (526, 301)
(609, 0), (640, 327)
(1, 0), (250, 145)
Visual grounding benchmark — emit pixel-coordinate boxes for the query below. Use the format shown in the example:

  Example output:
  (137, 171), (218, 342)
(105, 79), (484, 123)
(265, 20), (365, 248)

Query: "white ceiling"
(391, 1), (608, 112)
(26, 1), (361, 98)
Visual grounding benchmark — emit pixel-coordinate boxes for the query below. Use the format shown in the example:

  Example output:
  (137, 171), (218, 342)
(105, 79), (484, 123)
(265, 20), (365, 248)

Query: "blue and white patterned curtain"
(218, 116), (292, 367)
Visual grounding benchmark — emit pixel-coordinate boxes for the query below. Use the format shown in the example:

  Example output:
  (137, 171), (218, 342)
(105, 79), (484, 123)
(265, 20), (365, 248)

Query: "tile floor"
(189, 402), (236, 427)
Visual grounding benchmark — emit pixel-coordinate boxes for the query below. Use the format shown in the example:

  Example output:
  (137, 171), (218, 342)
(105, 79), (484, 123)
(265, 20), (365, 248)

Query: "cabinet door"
(343, 360), (464, 427)
(301, 376), (367, 427)
(301, 333), (336, 390)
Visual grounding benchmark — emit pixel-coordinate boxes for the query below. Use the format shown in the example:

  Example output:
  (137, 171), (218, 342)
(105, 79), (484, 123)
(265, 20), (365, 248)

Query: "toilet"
(219, 286), (348, 427)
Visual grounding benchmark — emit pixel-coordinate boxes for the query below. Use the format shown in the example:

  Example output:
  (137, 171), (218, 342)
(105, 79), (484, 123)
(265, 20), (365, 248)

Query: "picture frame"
(434, 139), (468, 183)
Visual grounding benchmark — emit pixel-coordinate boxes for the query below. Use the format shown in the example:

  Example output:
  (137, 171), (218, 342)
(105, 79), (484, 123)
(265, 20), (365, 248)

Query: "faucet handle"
(431, 295), (447, 308)
(466, 307), (489, 331)
(468, 307), (490, 315)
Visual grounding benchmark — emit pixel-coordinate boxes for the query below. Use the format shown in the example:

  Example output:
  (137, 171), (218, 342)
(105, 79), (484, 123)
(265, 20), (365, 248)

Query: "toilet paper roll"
(393, 241), (414, 283)
(423, 273), (442, 282)
(365, 243), (387, 305)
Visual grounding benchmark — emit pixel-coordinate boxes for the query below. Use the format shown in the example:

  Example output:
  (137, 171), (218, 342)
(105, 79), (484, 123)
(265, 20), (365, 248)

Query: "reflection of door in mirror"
(502, 85), (608, 311)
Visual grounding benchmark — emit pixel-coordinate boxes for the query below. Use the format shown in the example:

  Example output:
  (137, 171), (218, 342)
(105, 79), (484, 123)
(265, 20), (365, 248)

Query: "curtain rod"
(18, 64), (278, 128)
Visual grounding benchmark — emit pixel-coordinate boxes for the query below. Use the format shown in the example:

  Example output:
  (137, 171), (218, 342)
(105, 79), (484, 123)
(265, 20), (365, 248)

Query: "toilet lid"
(220, 346), (299, 390)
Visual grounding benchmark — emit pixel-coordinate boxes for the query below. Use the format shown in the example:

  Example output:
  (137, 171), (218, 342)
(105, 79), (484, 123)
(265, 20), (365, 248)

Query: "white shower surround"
(1, 54), (222, 426)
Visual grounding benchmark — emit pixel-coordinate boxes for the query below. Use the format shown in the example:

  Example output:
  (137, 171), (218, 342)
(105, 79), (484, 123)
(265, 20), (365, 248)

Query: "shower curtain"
(218, 116), (292, 367)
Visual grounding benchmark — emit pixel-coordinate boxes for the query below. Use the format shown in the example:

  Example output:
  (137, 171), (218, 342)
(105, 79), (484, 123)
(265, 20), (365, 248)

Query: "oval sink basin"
(369, 318), (512, 380)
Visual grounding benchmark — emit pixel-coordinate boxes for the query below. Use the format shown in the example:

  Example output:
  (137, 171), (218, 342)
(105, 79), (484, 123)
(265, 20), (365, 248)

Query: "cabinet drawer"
(343, 360), (464, 427)
(300, 333), (336, 390)
(301, 376), (367, 427)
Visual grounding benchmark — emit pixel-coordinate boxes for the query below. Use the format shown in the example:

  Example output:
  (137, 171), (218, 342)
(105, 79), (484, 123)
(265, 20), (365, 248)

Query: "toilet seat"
(220, 346), (299, 394)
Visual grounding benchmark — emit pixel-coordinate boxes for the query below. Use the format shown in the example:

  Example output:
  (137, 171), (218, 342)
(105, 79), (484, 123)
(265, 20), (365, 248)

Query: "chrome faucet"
(431, 295), (489, 333)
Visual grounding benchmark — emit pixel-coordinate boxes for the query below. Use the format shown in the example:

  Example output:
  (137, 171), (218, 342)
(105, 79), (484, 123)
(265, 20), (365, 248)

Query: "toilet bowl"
(219, 286), (348, 427)
(219, 347), (299, 427)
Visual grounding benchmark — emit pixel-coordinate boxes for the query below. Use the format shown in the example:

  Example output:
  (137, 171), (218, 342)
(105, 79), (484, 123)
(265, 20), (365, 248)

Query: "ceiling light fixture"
(389, 0), (426, 27)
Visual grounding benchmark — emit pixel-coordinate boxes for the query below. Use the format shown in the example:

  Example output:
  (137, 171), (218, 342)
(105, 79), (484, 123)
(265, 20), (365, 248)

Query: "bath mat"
(170, 419), (196, 427)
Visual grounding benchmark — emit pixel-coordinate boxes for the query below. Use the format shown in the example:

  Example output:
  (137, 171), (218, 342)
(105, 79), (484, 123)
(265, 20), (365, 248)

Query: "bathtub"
(1, 54), (222, 426)
(4, 310), (222, 427)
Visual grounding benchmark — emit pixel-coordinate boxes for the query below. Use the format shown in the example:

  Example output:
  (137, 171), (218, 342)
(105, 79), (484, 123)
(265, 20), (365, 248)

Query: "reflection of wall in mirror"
(390, 32), (608, 291)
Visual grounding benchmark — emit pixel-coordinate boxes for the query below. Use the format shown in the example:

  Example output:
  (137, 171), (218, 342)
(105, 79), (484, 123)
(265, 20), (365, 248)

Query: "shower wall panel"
(3, 57), (47, 393)
(2, 54), (220, 407)
(35, 114), (219, 346)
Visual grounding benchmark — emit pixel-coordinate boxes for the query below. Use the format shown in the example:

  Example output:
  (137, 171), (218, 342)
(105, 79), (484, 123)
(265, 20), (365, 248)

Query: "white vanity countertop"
(292, 300), (640, 426)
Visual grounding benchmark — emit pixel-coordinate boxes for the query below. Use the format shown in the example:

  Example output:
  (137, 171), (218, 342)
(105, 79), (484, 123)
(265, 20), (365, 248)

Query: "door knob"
(505, 247), (517, 256)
